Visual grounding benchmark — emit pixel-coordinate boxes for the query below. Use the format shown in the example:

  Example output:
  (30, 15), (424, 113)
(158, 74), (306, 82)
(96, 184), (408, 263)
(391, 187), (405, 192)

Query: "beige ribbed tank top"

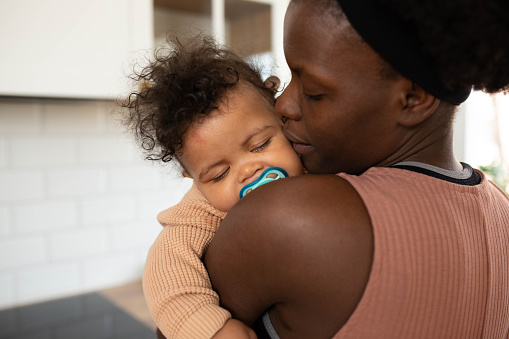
(334, 167), (509, 339)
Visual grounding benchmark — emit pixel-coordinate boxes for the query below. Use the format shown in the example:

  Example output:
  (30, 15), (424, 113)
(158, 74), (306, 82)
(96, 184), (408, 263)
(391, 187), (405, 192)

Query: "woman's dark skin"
(205, 0), (460, 338)
(206, 175), (373, 339)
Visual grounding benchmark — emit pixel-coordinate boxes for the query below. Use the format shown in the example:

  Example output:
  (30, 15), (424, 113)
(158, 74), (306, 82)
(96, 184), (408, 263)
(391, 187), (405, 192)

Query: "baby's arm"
(143, 186), (233, 338)
(144, 224), (231, 338)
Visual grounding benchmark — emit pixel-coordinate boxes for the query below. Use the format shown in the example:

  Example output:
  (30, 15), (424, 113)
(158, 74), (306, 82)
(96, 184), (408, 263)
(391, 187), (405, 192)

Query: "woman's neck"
(382, 104), (462, 171)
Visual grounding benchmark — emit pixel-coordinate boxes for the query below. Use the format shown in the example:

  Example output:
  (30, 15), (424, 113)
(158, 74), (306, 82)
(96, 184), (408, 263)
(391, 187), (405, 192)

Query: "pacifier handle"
(239, 167), (289, 199)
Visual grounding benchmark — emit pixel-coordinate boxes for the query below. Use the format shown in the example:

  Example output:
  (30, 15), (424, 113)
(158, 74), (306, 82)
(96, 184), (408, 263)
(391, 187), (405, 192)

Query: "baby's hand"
(264, 76), (281, 94)
(212, 319), (257, 339)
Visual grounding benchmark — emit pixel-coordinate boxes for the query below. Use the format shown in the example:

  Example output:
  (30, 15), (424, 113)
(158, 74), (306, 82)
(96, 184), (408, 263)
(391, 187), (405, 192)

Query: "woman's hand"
(212, 319), (257, 339)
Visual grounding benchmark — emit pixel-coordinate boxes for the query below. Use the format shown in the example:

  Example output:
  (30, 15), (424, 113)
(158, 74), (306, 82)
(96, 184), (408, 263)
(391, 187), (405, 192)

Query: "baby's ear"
(182, 170), (192, 179)
(264, 76), (281, 94)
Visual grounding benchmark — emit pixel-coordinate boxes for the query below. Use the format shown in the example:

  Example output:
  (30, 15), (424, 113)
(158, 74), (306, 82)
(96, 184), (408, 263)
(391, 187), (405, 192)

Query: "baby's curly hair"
(121, 35), (275, 163)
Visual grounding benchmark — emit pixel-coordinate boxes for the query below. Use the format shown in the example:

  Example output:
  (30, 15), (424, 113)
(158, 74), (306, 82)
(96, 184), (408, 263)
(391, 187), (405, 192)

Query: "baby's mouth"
(239, 167), (289, 198)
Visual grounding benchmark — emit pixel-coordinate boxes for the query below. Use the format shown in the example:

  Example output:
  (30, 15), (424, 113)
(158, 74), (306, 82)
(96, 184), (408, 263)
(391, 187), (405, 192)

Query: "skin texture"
(179, 82), (303, 212)
(207, 175), (373, 338)
(205, 0), (462, 338)
(277, 1), (459, 175)
(212, 319), (257, 339)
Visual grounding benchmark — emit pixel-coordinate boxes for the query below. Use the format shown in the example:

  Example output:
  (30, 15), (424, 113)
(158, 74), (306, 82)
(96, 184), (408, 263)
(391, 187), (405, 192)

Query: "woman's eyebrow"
(301, 69), (336, 90)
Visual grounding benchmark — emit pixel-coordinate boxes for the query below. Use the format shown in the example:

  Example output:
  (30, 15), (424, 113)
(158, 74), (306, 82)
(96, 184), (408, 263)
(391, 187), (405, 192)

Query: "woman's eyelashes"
(304, 93), (323, 101)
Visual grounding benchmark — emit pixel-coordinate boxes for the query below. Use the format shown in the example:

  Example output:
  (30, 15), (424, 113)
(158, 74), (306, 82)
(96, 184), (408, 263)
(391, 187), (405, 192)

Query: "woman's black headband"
(337, 0), (471, 104)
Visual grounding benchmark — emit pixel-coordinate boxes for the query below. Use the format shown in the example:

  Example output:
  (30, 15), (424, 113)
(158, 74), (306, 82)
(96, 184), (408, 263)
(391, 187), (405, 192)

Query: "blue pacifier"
(239, 167), (289, 198)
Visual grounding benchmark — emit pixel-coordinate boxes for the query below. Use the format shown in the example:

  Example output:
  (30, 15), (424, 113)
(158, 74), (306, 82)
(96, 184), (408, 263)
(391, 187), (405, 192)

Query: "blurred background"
(0, 0), (507, 337)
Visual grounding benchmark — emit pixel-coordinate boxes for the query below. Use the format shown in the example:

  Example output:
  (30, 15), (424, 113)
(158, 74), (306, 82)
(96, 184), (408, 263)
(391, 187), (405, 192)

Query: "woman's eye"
(212, 168), (229, 182)
(304, 93), (323, 101)
(252, 138), (272, 153)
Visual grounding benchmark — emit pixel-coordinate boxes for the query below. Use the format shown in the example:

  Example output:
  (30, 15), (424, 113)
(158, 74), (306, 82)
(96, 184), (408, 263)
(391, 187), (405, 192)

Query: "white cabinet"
(0, 0), (288, 100)
(154, 0), (290, 82)
(0, 0), (153, 99)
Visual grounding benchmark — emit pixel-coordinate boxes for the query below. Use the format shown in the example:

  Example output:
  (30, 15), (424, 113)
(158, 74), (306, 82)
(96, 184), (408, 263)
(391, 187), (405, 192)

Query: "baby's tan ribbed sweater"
(143, 184), (230, 339)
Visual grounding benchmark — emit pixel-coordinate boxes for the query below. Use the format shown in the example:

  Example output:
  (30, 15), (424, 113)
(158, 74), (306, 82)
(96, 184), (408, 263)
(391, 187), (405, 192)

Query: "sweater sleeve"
(143, 185), (231, 339)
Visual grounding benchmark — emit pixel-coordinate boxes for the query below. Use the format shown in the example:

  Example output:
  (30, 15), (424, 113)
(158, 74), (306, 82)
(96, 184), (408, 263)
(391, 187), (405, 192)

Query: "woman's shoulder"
(205, 174), (373, 335)
(234, 173), (369, 228)
(213, 174), (372, 254)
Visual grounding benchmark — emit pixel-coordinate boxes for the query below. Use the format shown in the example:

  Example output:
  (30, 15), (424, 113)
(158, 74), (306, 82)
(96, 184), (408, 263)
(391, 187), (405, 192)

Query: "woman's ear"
(398, 82), (440, 127)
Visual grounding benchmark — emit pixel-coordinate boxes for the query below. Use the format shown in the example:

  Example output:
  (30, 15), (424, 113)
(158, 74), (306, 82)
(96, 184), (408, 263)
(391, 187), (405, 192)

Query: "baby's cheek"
(287, 156), (305, 177)
(215, 192), (241, 213)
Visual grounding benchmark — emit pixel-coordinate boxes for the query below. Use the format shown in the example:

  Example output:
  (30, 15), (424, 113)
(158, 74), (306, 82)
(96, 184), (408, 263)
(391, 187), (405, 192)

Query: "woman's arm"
(204, 174), (374, 339)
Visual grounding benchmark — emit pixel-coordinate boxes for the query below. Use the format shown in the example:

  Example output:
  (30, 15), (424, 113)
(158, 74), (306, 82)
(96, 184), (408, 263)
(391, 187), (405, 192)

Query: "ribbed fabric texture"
(143, 184), (231, 339)
(334, 167), (509, 339)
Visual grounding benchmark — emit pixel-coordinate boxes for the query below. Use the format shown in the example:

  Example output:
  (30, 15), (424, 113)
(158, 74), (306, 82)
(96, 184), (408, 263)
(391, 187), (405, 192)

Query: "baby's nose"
(238, 163), (263, 183)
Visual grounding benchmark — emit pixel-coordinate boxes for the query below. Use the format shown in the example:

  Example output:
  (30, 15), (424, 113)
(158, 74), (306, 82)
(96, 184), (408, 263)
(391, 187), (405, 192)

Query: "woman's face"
(277, 0), (406, 175)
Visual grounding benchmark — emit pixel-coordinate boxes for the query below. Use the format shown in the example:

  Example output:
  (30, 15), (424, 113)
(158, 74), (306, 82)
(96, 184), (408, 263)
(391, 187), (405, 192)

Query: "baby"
(121, 36), (303, 339)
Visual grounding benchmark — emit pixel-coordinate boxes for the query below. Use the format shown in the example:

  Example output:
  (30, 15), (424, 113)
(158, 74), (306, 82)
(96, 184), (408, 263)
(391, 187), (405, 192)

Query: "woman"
(205, 0), (509, 338)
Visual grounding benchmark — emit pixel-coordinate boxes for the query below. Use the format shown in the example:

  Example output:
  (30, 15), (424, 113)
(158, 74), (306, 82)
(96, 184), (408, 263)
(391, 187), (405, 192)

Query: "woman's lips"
(284, 130), (313, 155)
(292, 142), (313, 155)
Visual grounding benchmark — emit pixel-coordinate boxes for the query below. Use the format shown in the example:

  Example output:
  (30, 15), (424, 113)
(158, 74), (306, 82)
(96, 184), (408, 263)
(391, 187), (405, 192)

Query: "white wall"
(456, 91), (509, 193)
(0, 98), (192, 309)
(461, 92), (509, 168)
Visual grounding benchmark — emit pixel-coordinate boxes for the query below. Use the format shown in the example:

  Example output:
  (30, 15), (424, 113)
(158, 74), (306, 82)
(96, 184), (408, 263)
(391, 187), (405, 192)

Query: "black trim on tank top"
(390, 164), (481, 186)
(253, 315), (272, 339)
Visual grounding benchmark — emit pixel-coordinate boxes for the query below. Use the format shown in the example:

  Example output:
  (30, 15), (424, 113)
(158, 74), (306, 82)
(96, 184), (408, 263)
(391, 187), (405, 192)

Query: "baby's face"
(179, 83), (303, 212)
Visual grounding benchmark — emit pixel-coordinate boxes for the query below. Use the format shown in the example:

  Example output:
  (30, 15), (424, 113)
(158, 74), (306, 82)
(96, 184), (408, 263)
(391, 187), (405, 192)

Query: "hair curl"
(332, 0), (509, 94)
(120, 35), (274, 163)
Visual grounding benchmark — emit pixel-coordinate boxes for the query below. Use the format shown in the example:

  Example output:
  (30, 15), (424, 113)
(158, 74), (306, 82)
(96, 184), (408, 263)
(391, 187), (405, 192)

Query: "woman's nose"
(275, 81), (302, 122)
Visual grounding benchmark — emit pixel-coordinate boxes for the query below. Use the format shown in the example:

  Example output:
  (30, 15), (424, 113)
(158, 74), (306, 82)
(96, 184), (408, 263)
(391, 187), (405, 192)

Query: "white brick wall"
(81, 195), (137, 225)
(78, 137), (138, 164)
(49, 229), (108, 261)
(110, 219), (161, 251)
(13, 200), (78, 233)
(0, 138), (7, 168)
(109, 166), (163, 192)
(83, 253), (141, 291)
(0, 236), (47, 269)
(48, 168), (108, 197)
(0, 206), (9, 235)
(0, 170), (45, 202)
(11, 137), (78, 168)
(42, 100), (105, 133)
(0, 99), (41, 133)
(17, 263), (80, 304)
(0, 273), (14, 308)
(0, 97), (193, 309)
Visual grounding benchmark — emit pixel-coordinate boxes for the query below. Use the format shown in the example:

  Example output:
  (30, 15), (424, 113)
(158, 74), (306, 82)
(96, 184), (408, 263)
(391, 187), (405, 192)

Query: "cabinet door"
(0, 0), (153, 99)
(225, 0), (289, 83)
